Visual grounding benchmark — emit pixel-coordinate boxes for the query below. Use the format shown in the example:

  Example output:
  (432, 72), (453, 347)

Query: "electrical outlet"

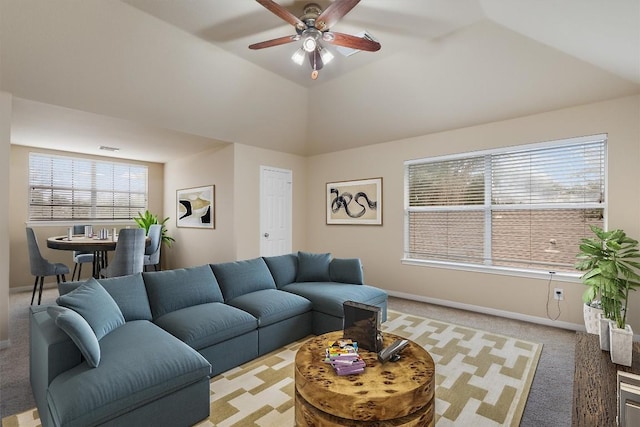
(554, 288), (564, 301)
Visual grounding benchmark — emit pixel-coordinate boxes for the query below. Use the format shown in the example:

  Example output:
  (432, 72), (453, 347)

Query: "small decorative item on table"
(325, 339), (365, 376)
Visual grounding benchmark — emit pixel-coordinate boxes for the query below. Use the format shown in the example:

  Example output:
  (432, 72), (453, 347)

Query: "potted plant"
(133, 210), (175, 247)
(576, 225), (640, 365)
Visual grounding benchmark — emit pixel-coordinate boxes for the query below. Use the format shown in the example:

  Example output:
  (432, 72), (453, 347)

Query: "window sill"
(401, 258), (581, 283)
(26, 220), (137, 228)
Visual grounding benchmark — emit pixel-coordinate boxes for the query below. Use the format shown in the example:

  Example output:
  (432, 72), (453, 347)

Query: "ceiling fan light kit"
(318, 46), (334, 64)
(291, 48), (306, 65)
(250, 0), (381, 80)
(302, 30), (320, 52)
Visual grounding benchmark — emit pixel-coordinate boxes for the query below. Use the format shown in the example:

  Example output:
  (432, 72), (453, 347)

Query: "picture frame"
(326, 177), (382, 225)
(176, 185), (215, 229)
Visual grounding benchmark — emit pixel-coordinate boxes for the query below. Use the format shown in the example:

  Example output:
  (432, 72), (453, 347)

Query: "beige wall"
(1, 92), (11, 347)
(306, 95), (640, 331)
(163, 143), (308, 267)
(9, 145), (165, 290)
(4, 94), (638, 339)
(233, 143), (308, 260)
(162, 144), (236, 268)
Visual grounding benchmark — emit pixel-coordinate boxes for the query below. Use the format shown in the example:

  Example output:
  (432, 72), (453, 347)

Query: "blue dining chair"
(143, 224), (162, 272)
(71, 225), (94, 280)
(26, 227), (70, 305)
(99, 228), (145, 278)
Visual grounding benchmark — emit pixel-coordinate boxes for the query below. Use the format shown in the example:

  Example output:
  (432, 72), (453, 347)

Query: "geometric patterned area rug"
(384, 311), (542, 427)
(2, 310), (541, 427)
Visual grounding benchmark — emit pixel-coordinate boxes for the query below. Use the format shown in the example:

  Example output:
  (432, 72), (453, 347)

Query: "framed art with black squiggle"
(177, 185), (215, 229)
(326, 178), (382, 225)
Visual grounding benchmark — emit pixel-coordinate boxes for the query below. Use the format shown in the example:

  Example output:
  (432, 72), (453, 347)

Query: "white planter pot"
(609, 324), (634, 367)
(583, 303), (603, 334)
(598, 314), (613, 351)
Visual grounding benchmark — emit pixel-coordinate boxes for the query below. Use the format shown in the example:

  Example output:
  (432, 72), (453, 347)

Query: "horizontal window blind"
(408, 157), (485, 207)
(29, 153), (148, 221)
(405, 136), (606, 273)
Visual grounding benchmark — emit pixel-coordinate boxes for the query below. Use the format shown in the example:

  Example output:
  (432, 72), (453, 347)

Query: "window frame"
(28, 152), (148, 225)
(403, 134), (607, 281)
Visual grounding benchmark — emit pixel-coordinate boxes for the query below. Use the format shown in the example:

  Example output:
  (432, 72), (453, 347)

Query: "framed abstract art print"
(326, 177), (382, 225)
(177, 185), (215, 229)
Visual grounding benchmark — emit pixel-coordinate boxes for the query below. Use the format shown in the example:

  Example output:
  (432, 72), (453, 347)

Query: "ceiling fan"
(249, 0), (381, 80)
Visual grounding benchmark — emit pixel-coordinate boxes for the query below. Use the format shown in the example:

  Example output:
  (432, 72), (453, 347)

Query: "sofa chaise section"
(47, 321), (210, 427)
(31, 274), (212, 427)
(263, 252), (388, 334)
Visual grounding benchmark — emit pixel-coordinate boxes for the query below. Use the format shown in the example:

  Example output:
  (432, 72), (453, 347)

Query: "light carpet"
(2, 310), (541, 427)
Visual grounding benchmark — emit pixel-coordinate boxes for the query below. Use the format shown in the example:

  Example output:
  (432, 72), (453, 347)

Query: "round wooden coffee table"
(294, 331), (435, 426)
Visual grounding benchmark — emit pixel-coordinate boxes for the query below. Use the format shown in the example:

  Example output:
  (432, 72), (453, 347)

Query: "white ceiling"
(1, 0), (639, 162)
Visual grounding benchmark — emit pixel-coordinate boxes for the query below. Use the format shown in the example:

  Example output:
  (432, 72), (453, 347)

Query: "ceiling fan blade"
(324, 31), (381, 52)
(256, 0), (306, 30)
(315, 0), (361, 31)
(248, 34), (299, 50)
(308, 49), (324, 70)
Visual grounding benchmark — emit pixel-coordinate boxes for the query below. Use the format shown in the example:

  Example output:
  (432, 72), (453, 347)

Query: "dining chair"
(143, 224), (162, 272)
(26, 227), (70, 305)
(99, 228), (145, 278)
(71, 225), (94, 280)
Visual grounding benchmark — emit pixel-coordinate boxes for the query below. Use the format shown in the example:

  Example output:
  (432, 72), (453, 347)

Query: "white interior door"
(260, 166), (292, 257)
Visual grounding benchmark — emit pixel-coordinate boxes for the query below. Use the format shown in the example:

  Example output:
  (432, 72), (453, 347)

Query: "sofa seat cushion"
(47, 320), (210, 427)
(226, 289), (312, 327)
(154, 302), (257, 350)
(282, 283), (387, 318)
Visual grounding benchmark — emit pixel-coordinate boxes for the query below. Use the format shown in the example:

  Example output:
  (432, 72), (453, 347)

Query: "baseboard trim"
(387, 290), (586, 332)
(10, 282), (58, 294)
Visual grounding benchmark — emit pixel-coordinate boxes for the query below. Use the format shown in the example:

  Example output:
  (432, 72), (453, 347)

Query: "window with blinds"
(29, 153), (148, 221)
(404, 135), (606, 273)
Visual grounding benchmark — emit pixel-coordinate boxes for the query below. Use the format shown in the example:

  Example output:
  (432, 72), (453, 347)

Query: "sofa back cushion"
(296, 251), (331, 282)
(60, 274), (153, 321)
(262, 254), (298, 289)
(211, 257), (277, 301)
(330, 258), (365, 285)
(143, 265), (224, 319)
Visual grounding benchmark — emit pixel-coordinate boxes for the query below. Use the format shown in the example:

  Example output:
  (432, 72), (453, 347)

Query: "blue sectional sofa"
(30, 252), (387, 427)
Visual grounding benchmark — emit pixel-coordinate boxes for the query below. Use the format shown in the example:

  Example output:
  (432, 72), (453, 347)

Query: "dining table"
(47, 234), (146, 279)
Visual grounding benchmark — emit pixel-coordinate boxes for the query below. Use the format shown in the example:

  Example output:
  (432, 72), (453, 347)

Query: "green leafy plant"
(575, 225), (640, 329)
(133, 210), (175, 247)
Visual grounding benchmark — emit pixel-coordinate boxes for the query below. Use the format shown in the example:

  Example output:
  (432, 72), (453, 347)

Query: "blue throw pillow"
(296, 251), (331, 282)
(58, 274), (153, 321)
(47, 305), (101, 368)
(57, 277), (125, 340)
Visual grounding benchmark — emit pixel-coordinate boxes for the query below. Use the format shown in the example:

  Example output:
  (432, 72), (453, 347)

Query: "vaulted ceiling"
(1, 0), (639, 162)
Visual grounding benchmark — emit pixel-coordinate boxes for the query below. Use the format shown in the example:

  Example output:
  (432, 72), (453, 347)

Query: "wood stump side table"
(294, 331), (435, 426)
